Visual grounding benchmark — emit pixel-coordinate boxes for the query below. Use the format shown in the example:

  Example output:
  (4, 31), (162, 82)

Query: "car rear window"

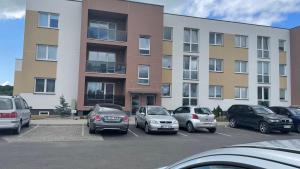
(0, 98), (13, 110)
(253, 107), (274, 114)
(194, 108), (212, 114)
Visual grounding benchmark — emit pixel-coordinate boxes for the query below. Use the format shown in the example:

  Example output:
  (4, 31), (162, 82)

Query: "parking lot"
(0, 123), (299, 169)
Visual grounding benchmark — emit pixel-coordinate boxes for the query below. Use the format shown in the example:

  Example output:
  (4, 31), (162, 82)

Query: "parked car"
(269, 106), (300, 133)
(87, 104), (129, 134)
(0, 96), (31, 134)
(228, 105), (293, 134)
(159, 139), (300, 169)
(172, 106), (217, 133)
(135, 106), (179, 134)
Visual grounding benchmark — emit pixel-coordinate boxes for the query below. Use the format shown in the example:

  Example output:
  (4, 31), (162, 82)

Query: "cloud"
(136, 0), (300, 26)
(0, 0), (25, 20)
(1, 81), (10, 86)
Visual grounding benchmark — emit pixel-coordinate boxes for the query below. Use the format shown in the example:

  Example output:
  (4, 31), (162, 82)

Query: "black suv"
(227, 105), (293, 134)
(269, 106), (300, 133)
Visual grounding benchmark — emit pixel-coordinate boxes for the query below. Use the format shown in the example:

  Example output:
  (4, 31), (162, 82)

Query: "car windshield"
(0, 98), (13, 110)
(288, 108), (300, 116)
(194, 108), (212, 114)
(253, 107), (274, 114)
(147, 107), (169, 116)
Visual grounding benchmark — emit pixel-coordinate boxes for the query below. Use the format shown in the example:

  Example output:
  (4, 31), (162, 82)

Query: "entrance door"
(131, 95), (140, 115)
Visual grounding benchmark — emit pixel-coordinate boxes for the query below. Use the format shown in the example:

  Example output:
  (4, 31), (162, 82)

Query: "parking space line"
(18, 125), (39, 138)
(82, 124), (85, 136)
(216, 132), (232, 137)
(128, 129), (139, 137)
(178, 132), (188, 137)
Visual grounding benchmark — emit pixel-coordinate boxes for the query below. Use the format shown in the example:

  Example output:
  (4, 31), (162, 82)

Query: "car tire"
(186, 122), (195, 133)
(208, 128), (216, 133)
(171, 131), (178, 135)
(144, 123), (151, 134)
(135, 119), (139, 128)
(24, 120), (30, 128)
(229, 118), (237, 128)
(89, 125), (96, 134)
(121, 130), (128, 134)
(297, 125), (300, 133)
(280, 130), (290, 134)
(14, 121), (22, 135)
(259, 122), (270, 134)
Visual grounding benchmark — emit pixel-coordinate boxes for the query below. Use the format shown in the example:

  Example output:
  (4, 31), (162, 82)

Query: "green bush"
(54, 95), (71, 117)
(212, 105), (223, 117)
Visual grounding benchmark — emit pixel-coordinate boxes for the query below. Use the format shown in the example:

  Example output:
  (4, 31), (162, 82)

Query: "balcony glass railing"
(84, 94), (125, 107)
(86, 61), (126, 74)
(88, 27), (127, 42)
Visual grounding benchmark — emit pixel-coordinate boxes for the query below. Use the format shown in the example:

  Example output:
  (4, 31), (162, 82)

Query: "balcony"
(88, 27), (127, 42)
(84, 94), (125, 107)
(86, 61), (126, 74)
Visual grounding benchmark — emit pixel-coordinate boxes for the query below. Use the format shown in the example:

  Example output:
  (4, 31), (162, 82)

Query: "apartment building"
(13, 0), (299, 115)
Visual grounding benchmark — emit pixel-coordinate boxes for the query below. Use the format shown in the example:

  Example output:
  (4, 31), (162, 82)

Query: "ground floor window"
(258, 86), (270, 106)
(146, 95), (156, 105)
(161, 84), (171, 97)
(235, 87), (248, 100)
(182, 83), (198, 106)
(209, 85), (223, 99)
(86, 82), (114, 101)
(280, 88), (287, 101)
(34, 78), (55, 94)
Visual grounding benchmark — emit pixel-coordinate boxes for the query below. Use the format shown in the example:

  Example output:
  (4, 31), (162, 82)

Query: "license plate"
(161, 125), (171, 128)
(106, 116), (120, 121)
(284, 125), (291, 129)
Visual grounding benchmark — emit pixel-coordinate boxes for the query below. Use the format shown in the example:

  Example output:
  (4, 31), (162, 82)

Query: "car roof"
(0, 96), (13, 99)
(167, 139), (300, 168)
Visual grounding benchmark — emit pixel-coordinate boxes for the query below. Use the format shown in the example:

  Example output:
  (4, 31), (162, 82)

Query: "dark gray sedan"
(87, 104), (129, 134)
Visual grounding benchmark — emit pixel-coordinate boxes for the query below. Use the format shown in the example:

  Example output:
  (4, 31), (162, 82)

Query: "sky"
(0, 0), (300, 86)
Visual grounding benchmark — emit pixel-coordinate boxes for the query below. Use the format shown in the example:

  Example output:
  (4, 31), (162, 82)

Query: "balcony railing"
(88, 27), (127, 42)
(86, 61), (126, 74)
(84, 94), (125, 107)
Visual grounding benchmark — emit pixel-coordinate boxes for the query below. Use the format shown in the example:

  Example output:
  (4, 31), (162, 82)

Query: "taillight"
(94, 115), (102, 121)
(123, 115), (129, 123)
(192, 114), (198, 119)
(0, 112), (18, 118)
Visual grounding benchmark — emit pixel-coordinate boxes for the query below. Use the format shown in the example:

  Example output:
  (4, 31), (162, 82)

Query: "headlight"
(214, 119), (217, 122)
(150, 120), (159, 124)
(173, 120), (178, 124)
(269, 119), (280, 123)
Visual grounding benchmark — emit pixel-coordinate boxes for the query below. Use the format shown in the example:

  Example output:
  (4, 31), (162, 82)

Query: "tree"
(0, 85), (13, 96)
(55, 95), (71, 117)
(212, 105), (223, 117)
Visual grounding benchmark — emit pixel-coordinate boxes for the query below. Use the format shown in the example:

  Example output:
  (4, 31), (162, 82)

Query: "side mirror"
(141, 112), (145, 116)
(29, 106), (32, 109)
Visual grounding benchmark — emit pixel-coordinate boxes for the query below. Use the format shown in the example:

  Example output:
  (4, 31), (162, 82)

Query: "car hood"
(147, 115), (175, 121)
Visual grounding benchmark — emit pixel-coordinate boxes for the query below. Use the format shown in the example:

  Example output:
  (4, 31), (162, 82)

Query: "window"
(182, 83), (198, 106)
(138, 65), (150, 85)
(279, 64), (287, 76)
(235, 87), (248, 99)
(209, 59), (223, 72)
(86, 82), (115, 101)
(162, 55), (172, 69)
(257, 36), (270, 59)
(161, 84), (171, 97)
(38, 12), (59, 29)
(14, 99), (23, 110)
(209, 85), (223, 99)
(163, 27), (173, 41)
(235, 35), (248, 48)
(279, 39), (286, 52)
(0, 98), (13, 110)
(235, 60), (248, 73)
(139, 36), (150, 55)
(146, 95), (156, 105)
(88, 21), (118, 41)
(87, 51), (116, 73)
(36, 45), (58, 61)
(183, 55), (198, 80)
(184, 28), (199, 53)
(258, 86), (270, 106)
(34, 78), (55, 94)
(209, 32), (224, 46)
(280, 88), (287, 101)
(257, 61), (270, 84)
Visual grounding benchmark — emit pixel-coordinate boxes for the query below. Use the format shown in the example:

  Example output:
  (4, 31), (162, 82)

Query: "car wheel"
(89, 124), (95, 134)
(144, 123), (150, 134)
(280, 130), (290, 134)
(259, 122), (269, 134)
(135, 119), (139, 128)
(229, 118), (237, 128)
(24, 120), (30, 128)
(14, 121), (22, 135)
(121, 130), (128, 134)
(208, 128), (216, 133)
(171, 131), (178, 135)
(297, 125), (300, 133)
(186, 122), (194, 133)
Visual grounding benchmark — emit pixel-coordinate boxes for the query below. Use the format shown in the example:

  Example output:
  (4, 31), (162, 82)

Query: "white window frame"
(138, 65), (150, 85)
(258, 86), (270, 106)
(279, 64), (287, 76)
(235, 35), (248, 48)
(235, 87), (248, 100)
(34, 78), (56, 94)
(210, 32), (224, 46)
(209, 58), (224, 72)
(257, 61), (270, 84)
(183, 55), (199, 80)
(139, 36), (151, 55)
(182, 83), (198, 106)
(163, 27), (173, 41)
(209, 85), (223, 99)
(280, 88), (287, 101)
(235, 60), (248, 74)
(184, 28), (199, 53)
(38, 12), (59, 29)
(257, 36), (270, 59)
(162, 55), (172, 69)
(161, 83), (171, 97)
(39, 111), (50, 116)
(36, 44), (58, 61)
(279, 39), (286, 52)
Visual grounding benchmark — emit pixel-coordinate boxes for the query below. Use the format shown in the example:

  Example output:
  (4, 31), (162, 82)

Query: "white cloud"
(0, 0), (25, 20)
(135, 0), (300, 26)
(1, 81), (10, 86)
